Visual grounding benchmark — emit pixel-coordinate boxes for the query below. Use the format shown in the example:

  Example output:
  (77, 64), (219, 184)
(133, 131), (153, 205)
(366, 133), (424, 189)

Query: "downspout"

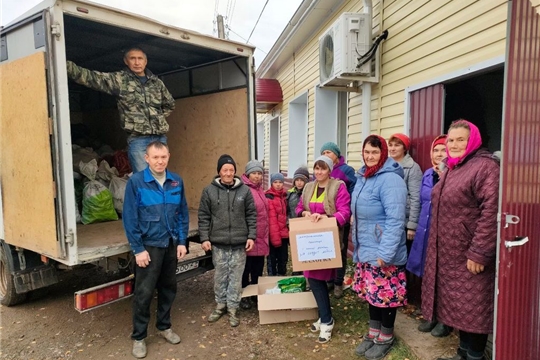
(361, 0), (373, 141)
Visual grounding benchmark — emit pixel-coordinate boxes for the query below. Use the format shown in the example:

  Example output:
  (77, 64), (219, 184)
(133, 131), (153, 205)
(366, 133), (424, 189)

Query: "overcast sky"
(0, 0), (302, 66)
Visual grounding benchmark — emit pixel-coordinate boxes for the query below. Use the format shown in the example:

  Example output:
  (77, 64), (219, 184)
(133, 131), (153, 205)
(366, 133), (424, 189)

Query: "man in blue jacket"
(123, 141), (189, 359)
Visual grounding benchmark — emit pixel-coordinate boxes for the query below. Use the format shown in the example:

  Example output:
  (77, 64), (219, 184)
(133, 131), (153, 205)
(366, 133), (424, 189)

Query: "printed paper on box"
(297, 232), (336, 262)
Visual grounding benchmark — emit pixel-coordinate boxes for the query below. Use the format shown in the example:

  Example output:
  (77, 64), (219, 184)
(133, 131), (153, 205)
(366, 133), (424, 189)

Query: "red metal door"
(409, 84), (445, 171)
(495, 1), (540, 359)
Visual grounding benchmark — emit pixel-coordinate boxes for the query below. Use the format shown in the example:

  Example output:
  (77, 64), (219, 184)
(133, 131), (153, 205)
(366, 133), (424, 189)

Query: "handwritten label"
(297, 231), (336, 262)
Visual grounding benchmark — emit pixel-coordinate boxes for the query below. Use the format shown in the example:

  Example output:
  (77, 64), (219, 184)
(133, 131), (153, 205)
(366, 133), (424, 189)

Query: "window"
(288, 92), (308, 174)
(314, 86), (348, 159)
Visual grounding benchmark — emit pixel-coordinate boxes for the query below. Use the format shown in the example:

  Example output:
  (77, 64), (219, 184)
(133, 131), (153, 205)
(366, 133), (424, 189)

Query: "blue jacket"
(406, 168), (438, 276)
(123, 167), (189, 254)
(351, 158), (408, 266)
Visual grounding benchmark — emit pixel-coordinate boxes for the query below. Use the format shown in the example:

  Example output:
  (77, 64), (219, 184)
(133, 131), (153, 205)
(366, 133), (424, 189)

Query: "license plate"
(176, 260), (199, 275)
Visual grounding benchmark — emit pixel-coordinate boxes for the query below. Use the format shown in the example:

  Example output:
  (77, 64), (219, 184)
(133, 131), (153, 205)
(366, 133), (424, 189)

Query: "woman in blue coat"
(351, 135), (408, 360)
(406, 135), (451, 336)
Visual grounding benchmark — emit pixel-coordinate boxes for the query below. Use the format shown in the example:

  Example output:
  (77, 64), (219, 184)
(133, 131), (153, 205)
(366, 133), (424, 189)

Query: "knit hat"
(314, 155), (334, 172)
(293, 166), (310, 182)
(320, 142), (341, 157)
(217, 154), (236, 174)
(270, 173), (285, 183)
(245, 160), (263, 176)
(389, 133), (411, 152)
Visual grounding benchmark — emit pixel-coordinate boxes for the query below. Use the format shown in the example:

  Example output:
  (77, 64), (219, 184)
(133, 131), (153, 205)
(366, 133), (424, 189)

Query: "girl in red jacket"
(265, 173), (289, 276)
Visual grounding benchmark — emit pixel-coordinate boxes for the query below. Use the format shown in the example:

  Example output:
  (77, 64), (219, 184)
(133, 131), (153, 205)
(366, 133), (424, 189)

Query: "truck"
(0, 0), (256, 311)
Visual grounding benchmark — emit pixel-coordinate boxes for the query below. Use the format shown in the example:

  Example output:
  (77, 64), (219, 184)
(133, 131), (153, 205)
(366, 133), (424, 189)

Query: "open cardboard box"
(242, 276), (318, 325)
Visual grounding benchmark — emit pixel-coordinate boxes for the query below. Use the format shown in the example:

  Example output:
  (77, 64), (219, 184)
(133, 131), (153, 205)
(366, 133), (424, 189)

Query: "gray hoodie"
(399, 154), (422, 230)
(198, 176), (257, 248)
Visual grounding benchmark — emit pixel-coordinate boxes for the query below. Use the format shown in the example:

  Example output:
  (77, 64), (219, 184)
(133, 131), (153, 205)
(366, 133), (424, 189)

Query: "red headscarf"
(431, 134), (447, 168)
(363, 135), (388, 178)
(446, 120), (482, 170)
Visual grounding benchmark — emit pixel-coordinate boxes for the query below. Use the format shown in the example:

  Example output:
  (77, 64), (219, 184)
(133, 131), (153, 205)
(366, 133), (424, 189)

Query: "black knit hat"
(293, 167), (310, 182)
(217, 154), (236, 174)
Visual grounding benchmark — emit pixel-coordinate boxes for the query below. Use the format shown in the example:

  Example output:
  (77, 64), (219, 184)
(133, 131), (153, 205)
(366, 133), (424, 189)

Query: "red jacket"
(265, 187), (289, 247)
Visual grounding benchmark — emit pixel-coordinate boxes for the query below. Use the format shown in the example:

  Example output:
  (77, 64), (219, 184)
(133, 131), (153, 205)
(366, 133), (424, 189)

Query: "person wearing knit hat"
(199, 154), (256, 327)
(406, 134), (451, 337)
(266, 173), (289, 276)
(320, 143), (357, 298)
(287, 166), (311, 276)
(217, 154), (236, 174)
(294, 155), (351, 344)
(240, 159), (269, 310)
(388, 134), (422, 243)
(292, 166), (310, 183)
(244, 160), (263, 176)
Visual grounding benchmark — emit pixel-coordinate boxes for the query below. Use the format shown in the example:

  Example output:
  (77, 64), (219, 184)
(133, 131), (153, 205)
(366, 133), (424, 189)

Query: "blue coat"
(123, 167), (189, 254)
(406, 168), (438, 276)
(351, 158), (408, 266)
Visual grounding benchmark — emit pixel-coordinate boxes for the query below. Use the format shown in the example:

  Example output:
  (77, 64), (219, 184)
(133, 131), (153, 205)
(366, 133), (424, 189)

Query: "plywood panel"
(167, 89), (249, 210)
(0, 52), (59, 257)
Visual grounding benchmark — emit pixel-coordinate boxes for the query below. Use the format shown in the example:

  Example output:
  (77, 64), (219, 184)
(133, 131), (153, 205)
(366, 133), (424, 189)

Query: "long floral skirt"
(353, 262), (407, 308)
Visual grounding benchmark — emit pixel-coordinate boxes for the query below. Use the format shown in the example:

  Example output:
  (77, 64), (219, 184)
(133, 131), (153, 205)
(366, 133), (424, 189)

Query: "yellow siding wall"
(265, 0), (508, 172)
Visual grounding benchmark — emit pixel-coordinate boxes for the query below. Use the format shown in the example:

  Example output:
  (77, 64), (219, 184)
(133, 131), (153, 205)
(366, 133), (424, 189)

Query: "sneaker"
(208, 304), (227, 323)
(317, 319), (334, 343)
(310, 318), (321, 333)
(132, 339), (147, 359)
(158, 328), (181, 344)
(228, 309), (240, 327)
(365, 341), (394, 360)
(334, 285), (344, 299)
(240, 298), (252, 310)
(418, 319), (438, 332)
(355, 335), (375, 356)
(431, 322), (453, 337)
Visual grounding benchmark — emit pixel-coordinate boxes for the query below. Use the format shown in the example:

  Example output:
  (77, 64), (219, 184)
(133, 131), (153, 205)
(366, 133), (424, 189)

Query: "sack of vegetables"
(277, 277), (306, 293)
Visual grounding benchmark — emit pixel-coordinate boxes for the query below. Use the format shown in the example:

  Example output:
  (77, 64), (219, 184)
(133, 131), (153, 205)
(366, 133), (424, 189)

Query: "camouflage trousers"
(212, 246), (247, 310)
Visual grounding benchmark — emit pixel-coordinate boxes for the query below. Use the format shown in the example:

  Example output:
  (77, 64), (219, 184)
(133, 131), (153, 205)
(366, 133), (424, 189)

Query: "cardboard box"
(289, 217), (342, 272)
(242, 276), (318, 325)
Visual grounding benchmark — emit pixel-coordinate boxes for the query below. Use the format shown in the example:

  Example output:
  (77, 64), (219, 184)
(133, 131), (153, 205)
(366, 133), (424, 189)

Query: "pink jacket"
(241, 174), (270, 257)
(295, 181), (351, 281)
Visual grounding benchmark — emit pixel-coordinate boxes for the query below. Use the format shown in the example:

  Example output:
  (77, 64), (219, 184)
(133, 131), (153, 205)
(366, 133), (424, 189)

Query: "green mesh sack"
(81, 181), (118, 224)
(277, 276), (307, 293)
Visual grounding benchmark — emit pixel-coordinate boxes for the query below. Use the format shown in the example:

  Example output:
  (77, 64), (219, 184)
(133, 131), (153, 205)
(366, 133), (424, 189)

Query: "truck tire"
(0, 245), (27, 306)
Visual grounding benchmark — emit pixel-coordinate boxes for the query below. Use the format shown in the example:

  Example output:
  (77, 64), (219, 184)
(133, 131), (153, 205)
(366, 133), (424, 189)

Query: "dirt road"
(0, 267), (415, 360)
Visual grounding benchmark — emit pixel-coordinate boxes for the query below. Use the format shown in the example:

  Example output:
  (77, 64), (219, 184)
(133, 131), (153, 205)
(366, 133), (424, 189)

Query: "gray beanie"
(293, 166), (310, 182)
(314, 155), (334, 172)
(270, 173), (285, 183)
(245, 160), (264, 176)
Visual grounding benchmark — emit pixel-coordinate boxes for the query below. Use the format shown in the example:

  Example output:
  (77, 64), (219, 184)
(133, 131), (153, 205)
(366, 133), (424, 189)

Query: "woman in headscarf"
(406, 135), (452, 337)
(422, 120), (499, 360)
(351, 135), (408, 360)
(295, 155), (351, 344)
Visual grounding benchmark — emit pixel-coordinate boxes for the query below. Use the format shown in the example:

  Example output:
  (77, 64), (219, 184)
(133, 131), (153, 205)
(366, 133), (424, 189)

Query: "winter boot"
(334, 285), (344, 299)
(228, 308), (240, 327)
(437, 347), (467, 360)
(240, 298), (252, 310)
(317, 319), (334, 343)
(418, 319), (437, 332)
(208, 303), (227, 323)
(431, 322), (453, 337)
(355, 334), (376, 356)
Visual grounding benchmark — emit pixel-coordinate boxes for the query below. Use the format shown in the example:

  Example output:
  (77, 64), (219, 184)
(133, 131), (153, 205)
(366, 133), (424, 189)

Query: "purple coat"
(406, 168), (438, 277)
(421, 150), (499, 334)
(331, 156), (357, 195)
(241, 174), (269, 257)
(295, 181), (351, 281)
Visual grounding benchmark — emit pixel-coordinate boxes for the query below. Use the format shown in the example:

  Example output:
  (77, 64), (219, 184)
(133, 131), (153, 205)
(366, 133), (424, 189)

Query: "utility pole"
(217, 15), (225, 39)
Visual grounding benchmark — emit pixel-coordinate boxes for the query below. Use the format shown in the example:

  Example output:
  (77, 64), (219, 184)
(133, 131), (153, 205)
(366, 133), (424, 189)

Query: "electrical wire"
(227, 25), (268, 54)
(246, 0), (269, 43)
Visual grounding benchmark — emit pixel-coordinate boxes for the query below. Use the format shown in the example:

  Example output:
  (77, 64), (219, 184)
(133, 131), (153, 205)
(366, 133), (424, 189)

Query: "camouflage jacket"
(67, 61), (175, 136)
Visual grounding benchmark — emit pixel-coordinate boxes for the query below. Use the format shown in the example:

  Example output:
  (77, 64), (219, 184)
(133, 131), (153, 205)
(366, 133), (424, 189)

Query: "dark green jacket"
(67, 61), (175, 136)
(198, 176), (257, 248)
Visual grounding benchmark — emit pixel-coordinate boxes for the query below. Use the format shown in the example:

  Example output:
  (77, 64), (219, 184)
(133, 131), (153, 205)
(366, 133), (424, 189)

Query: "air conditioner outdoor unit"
(319, 13), (371, 88)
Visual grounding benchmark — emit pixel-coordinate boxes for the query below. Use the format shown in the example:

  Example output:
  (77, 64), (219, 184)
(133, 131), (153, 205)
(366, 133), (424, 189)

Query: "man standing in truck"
(67, 47), (176, 173)
(123, 141), (188, 358)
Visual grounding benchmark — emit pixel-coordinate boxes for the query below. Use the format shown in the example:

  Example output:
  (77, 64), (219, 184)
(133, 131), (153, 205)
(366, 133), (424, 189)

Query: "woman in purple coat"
(422, 120), (499, 360)
(406, 135), (451, 336)
(295, 155), (351, 344)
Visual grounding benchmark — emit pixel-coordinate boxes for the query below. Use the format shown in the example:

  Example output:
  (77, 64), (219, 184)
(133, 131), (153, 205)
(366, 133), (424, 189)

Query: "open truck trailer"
(0, 0), (256, 311)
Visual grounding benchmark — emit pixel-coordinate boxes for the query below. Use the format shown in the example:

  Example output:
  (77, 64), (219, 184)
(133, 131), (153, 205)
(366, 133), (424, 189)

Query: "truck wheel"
(0, 245), (27, 306)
